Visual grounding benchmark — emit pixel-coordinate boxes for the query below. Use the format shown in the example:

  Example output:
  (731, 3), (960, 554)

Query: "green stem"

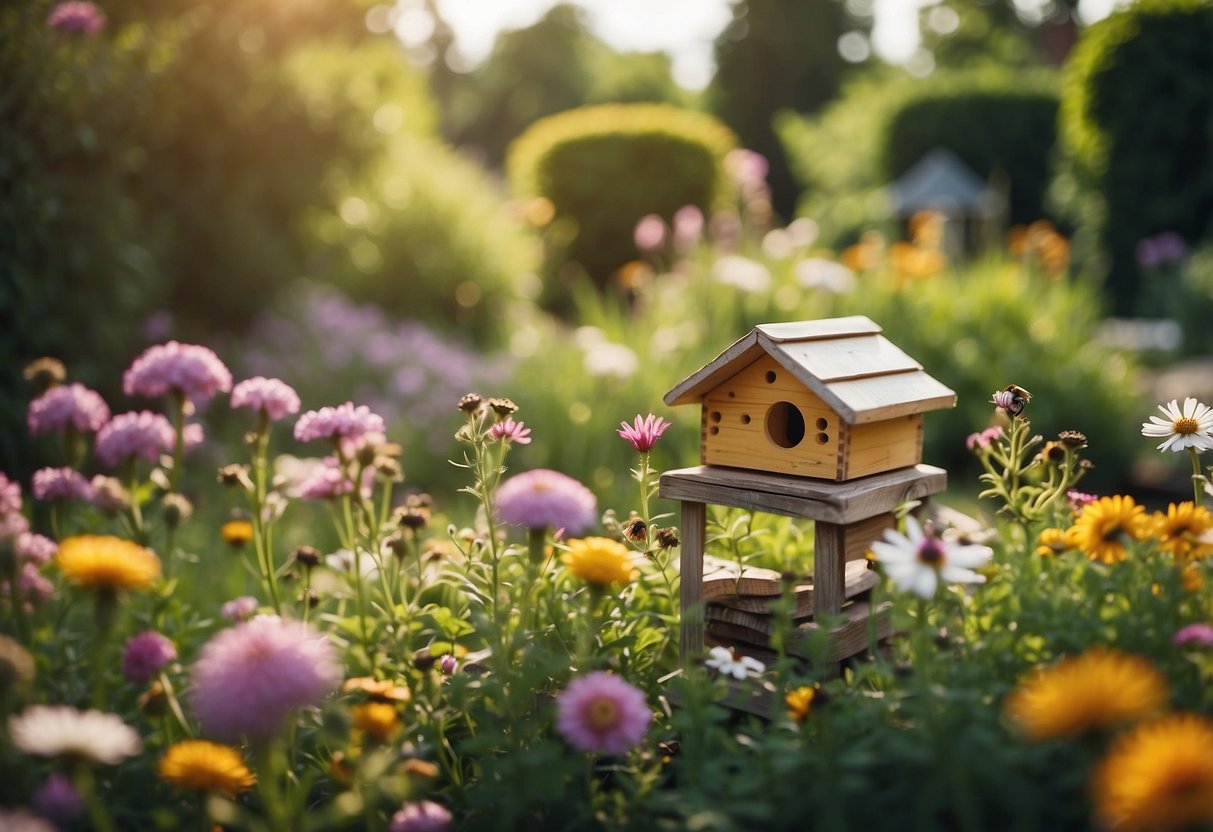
(254, 739), (292, 832)
(1189, 447), (1204, 507)
(76, 765), (118, 832)
(91, 591), (118, 709)
(169, 389), (186, 494)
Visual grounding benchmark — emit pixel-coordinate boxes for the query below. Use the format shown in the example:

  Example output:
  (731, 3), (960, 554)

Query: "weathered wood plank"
(827, 372), (957, 424)
(659, 464), (946, 525)
(704, 556), (878, 607)
(755, 316), (881, 342)
(787, 599), (893, 662)
(814, 521), (846, 617)
(679, 500), (707, 663)
(773, 334), (921, 384)
(664, 332), (764, 407)
(841, 415), (922, 479)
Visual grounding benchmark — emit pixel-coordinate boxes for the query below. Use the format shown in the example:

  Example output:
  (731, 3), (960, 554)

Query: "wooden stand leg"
(813, 520), (846, 618)
(679, 500), (706, 665)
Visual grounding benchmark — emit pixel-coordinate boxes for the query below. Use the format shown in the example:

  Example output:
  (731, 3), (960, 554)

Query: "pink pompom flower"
(489, 418), (531, 445)
(617, 413), (671, 453)
(231, 377), (301, 423)
(633, 214), (666, 252)
(123, 342), (232, 403)
(0, 473), (23, 516)
(294, 402), (386, 445)
(46, 0), (105, 36)
(16, 533), (58, 567)
(122, 631), (177, 685)
(94, 411), (175, 467)
(27, 384), (110, 436)
(32, 467), (94, 503)
(220, 595), (259, 623)
(556, 672), (652, 755)
(1174, 623), (1213, 648)
(190, 616), (341, 740)
(495, 469), (597, 534)
(388, 800), (453, 832)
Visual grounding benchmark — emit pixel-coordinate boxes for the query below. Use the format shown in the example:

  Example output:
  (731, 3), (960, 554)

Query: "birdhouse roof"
(663, 316), (956, 424)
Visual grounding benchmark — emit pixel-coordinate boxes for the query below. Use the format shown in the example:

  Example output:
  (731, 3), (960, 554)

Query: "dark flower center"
(917, 539), (945, 566)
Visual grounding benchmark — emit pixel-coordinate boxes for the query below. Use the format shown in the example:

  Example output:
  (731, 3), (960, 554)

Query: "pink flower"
(94, 411), (174, 466)
(633, 214), (666, 252)
(672, 205), (705, 251)
(123, 342), (232, 403)
(296, 457), (371, 501)
(122, 631), (177, 685)
(724, 148), (769, 195)
(0, 512), (29, 543)
(183, 422), (204, 452)
(27, 384), (110, 436)
(439, 654), (458, 675)
(964, 426), (1005, 452)
(16, 533), (57, 567)
(32, 467), (94, 502)
(220, 596), (259, 623)
(388, 801), (453, 832)
(1174, 623), (1213, 648)
(489, 418), (531, 445)
(46, 0), (105, 36)
(617, 413), (671, 453)
(1067, 490), (1098, 513)
(495, 469), (597, 534)
(231, 377), (301, 423)
(190, 616), (341, 740)
(556, 672), (651, 755)
(294, 402), (385, 445)
(17, 563), (53, 608)
(0, 472), (22, 516)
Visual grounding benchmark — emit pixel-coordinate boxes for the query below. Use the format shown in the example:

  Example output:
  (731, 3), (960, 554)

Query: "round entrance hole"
(765, 401), (806, 448)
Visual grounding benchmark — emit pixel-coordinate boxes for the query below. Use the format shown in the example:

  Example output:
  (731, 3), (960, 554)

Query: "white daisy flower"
(8, 705), (141, 765)
(1141, 397), (1213, 453)
(705, 645), (765, 680)
(869, 516), (993, 600)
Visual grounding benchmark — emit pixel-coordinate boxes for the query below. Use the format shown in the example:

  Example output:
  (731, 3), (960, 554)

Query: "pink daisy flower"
(556, 672), (651, 755)
(190, 616), (341, 740)
(94, 411), (175, 467)
(123, 341), (232, 403)
(389, 800), (453, 832)
(1174, 623), (1213, 648)
(46, 0), (105, 36)
(617, 413), (671, 453)
(294, 402), (386, 445)
(122, 631), (177, 685)
(27, 384), (110, 436)
(495, 469), (597, 534)
(32, 467), (94, 503)
(489, 418), (531, 445)
(231, 377), (301, 423)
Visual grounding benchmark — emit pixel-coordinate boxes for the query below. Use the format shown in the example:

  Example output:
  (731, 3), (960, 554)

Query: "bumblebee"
(1003, 384), (1033, 418)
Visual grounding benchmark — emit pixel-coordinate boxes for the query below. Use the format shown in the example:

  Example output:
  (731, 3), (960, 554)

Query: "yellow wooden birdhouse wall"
(663, 316), (956, 481)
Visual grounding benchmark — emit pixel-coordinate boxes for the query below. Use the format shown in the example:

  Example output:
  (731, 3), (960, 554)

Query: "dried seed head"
(457, 393), (483, 414)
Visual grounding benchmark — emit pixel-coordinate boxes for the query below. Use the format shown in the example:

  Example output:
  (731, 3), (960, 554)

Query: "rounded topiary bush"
(507, 103), (737, 291)
(1058, 0), (1213, 309)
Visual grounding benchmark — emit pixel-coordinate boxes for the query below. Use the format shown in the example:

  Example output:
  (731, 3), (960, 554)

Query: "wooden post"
(679, 500), (707, 664)
(813, 520), (847, 619)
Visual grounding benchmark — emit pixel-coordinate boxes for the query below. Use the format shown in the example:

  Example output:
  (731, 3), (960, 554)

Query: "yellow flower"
(1035, 528), (1068, 558)
(342, 676), (411, 703)
(1092, 713), (1213, 831)
(351, 702), (400, 742)
(1182, 562), (1204, 594)
(158, 740), (256, 797)
(1151, 502), (1213, 563)
(785, 686), (816, 723)
(561, 537), (637, 587)
(1004, 648), (1168, 741)
(221, 519), (254, 547)
(57, 535), (160, 591)
(1065, 496), (1148, 565)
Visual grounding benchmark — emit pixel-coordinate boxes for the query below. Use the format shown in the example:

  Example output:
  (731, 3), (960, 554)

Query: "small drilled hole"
(711, 411), (722, 422)
(765, 371), (777, 383)
(816, 418), (828, 430)
(709, 426), (719, 436)
(727, 391), (736, 398)
(741, 414), (751, 424)
(816, 432), (829, 444)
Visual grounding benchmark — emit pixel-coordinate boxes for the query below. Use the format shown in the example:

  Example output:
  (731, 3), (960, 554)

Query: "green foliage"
(507, 103), (736, 292)
(1057, 0), (1213, 309)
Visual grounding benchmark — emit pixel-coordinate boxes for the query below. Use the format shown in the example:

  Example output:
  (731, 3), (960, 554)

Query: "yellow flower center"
(586, 697), (619, 730)
(1174, 417), (1201, 435)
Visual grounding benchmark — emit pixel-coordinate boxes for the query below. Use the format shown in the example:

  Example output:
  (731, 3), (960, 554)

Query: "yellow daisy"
(158, 740), (256, 797)
(1064, 496), (1148, 565)
(1035, 528), (1068, 558)
(1093, 713), (1213, 831)
(351, 702), (400, 742)
(561, 537), (638, 587)
(57, 535), (160, 591)
(785, 686), (816, 723)
(1151, 502), (1213, 563)
(220, 519), (254, 547)
(1004, 648), (1168, 741)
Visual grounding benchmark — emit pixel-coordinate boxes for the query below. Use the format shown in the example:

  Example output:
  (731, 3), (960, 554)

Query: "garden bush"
(1057, 0), (1213, 310)
(507, 103), (737, 296)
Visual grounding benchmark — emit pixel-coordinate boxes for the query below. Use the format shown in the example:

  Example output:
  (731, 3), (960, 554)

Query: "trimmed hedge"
(1058, 0), (1213, 310)
(507, 104), (737, 289)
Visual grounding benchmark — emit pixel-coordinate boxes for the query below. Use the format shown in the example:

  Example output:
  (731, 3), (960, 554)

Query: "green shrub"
(507, 104), (737, 292)
(1058, 0), (1213, 310)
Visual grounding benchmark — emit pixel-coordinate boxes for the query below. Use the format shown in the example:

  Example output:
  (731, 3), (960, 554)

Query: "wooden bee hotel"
(660, 316), (955, 667)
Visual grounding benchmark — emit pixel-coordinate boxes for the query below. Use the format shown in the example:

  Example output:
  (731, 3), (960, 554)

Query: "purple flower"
(32, 467), (94, 502)
(122, 631), (177, 685)
(94, 411), (175, 467)
(220, 595), (259, 623)
(295, 457), (371, 501)
(15, 563), (53, 608)
(231, 377), (301, 423)
(633, 214), (666, 252)
(439, 654), (458, 675)
(46, 0), (105, 36)
(0, 472), (23, 516)
(190, 616), (341, 740)
(183, 422), (204, 452)
(27, 384), (110, 436)
(32, 772), (85, 825)
(489, 418), (531, 445)
(123, 341), (232, 403)
(388, 800), (453, 832)
(965, 426), (1005, 452)
(16, 533), (57, 567)
(1174, 623), (1213, 648)
(294, 402), (385, 445)
(617, 413), (671, 453)
(495, 469), (597, 534)
(556, 672), (651, 755)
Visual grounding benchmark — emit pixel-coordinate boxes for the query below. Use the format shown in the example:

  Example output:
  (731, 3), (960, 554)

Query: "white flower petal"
(940, 565), (988, 585)
(945, 544), (993, 569)
(911, 568), (938, 599)
(870, 541), (913, 564)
